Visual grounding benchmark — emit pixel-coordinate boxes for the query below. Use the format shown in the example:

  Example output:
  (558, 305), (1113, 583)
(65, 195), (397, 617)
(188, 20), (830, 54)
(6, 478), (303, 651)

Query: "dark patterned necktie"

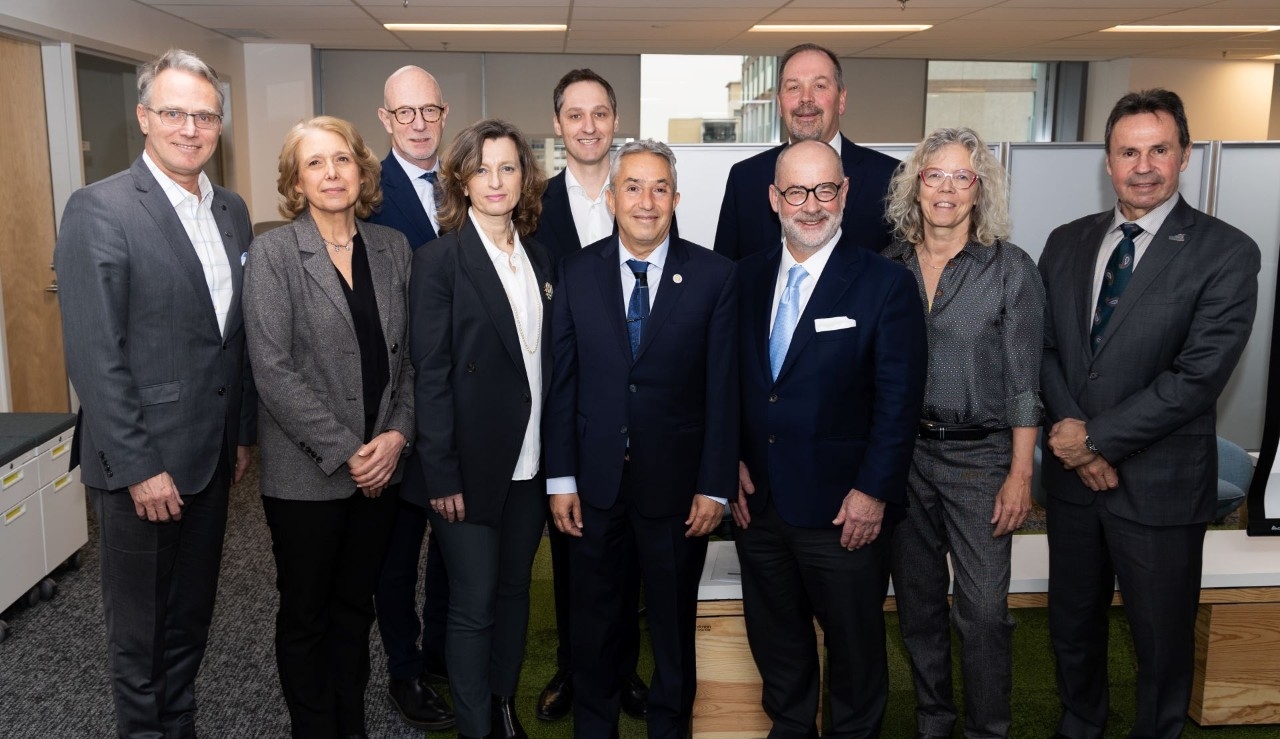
(1091, 222), (1142, 350)
(626, 260), (650, 358)
(420, 171), (437, 184)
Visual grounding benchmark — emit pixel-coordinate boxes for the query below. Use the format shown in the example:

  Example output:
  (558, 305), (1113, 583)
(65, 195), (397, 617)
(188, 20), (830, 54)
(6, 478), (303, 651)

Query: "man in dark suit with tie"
(531, 67), (650, 724)
(714, 43), (899, 260)
(1040, 89), (1260, 739)
(54, 49), (255, 739)
(546, 139), (738, 739)
(367, 64), (455, 731)
(732, 139), (926, 738)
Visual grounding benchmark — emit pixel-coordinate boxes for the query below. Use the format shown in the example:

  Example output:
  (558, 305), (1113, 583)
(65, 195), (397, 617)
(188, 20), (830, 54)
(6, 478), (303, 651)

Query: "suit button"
(768, 434), (776, 444)
(1088, 371), (1099, 380)
(769, 393), (778, 403)
(316, 456), (323, 463)
(217, 386), (226, 396)
(467, 362), (477, 373)
(620, 425), (628, 434)
(390, 343), (399, 354)
(522, 393), (531, 403)
(299, 441), (306, 450)
(305, 446), (312, 453)
(629, 384), (637, 393)
(222, 342), (227, 351)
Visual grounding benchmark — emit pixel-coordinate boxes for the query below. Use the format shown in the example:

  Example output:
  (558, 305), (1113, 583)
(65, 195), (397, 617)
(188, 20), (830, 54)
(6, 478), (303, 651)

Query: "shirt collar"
(1110, 193), (1178, 237)
(391, 147), (438, 181)
(468, 208), (526, 264)
(143, 151), (212, 206)
(780, 227), (841, 276)
(564, 165), (609, 202)
(886, 237), (998, 266)
(619, 236), (670, 271)
(784, 132), (843, 155)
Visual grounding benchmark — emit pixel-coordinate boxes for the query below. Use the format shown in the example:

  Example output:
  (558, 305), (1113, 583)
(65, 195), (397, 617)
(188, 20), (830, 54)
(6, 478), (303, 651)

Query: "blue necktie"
(1091, 222), (1142, 351)
(626, 260), (650, 358)
(769, 264), (809, 380)
(420, 171), (437, 184)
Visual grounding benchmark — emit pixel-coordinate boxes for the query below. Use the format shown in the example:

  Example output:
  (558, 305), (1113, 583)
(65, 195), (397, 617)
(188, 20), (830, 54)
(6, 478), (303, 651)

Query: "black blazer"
(713, 136), (898, 261)
(402, 218), (554, 525)
(1039, 196), (1260, 525)
(367, 151), (438, 251)
(544, 236), (738, 518)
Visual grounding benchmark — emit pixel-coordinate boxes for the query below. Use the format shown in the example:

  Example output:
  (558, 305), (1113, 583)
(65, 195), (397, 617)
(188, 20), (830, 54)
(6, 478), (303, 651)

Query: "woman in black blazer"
(404, 119), (551, 739)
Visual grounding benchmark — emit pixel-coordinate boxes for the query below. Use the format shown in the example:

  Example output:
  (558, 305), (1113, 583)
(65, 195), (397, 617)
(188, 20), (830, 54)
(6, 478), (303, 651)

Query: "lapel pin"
(673, 274), (683, 284)
(1169, 233), (1186, 242)
(543, 282), (554, 301)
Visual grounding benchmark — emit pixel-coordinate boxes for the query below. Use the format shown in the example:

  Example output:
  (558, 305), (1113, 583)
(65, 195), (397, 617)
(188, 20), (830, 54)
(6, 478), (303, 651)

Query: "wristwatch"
(1084, 435), (1099, 454)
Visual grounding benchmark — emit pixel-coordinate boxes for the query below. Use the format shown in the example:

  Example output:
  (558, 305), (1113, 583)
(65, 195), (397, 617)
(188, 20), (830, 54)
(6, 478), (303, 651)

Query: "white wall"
(243, 44), (314, 223)
(1085, 58), (1274, 142)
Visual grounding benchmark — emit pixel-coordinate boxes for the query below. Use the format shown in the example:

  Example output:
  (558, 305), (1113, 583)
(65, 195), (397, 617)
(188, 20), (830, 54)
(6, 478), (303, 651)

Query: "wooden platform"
(693, 531), (1280, 737)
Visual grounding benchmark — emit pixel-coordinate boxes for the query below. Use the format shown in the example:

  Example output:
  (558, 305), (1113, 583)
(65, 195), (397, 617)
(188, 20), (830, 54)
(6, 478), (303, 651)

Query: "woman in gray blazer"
(243, 116), (413, 739)
(406, 119), (551, 739)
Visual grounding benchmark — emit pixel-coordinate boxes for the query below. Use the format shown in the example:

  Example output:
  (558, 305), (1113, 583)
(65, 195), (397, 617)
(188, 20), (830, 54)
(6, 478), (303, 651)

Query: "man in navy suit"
(714, 43), (898, 260)
(1040, 89), (1259, 739)
(367, 64), (454, 731)
(732, 140), (926, 738)
(546, 140), (738, 739)
(532, 68), (651, 723)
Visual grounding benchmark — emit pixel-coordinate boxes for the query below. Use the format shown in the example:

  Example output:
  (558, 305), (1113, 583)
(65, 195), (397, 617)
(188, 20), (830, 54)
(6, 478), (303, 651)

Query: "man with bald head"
(733, 140), (925, 737)
(368, 64), (455, 731)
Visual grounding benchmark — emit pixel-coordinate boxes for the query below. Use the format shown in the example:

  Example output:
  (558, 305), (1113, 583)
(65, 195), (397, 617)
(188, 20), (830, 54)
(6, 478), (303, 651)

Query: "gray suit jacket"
(1039, 196), (1260, 525)
(244, 212), (414, 501)
(55, 156), (256, 494)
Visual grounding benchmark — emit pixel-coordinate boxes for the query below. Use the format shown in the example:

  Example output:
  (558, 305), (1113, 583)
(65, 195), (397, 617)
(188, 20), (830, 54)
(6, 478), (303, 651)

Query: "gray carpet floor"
(0, 451), (435, 739)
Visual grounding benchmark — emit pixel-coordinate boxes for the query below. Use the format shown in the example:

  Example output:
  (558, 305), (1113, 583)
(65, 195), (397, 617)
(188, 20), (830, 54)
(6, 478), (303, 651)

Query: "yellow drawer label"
(3, 469), (23, 488)
(54, 472), (72, 490)
(4, 503), (25, 524)
(51, 443), (69, 459)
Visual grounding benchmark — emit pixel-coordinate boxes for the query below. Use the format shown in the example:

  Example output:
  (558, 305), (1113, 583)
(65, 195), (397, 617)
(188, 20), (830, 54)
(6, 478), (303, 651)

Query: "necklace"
(915, 245), (952, 271)
(323, 231), (355, 252)
(507, 252), (542, 355)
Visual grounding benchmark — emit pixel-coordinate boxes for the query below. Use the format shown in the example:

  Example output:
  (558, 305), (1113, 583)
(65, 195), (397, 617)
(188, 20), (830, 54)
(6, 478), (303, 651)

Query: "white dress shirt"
(143, 152), (233, 337)
(565, 165), (614, 248)
(770, 228), (842, 332)
(471, 210), (543, 481)
(391, 148), (440, 235)
(1089, 194), (1179, 321)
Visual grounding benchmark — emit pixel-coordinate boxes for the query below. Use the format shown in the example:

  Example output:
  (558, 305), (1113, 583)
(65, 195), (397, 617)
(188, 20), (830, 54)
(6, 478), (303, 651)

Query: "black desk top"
(0, 413), (76, 467)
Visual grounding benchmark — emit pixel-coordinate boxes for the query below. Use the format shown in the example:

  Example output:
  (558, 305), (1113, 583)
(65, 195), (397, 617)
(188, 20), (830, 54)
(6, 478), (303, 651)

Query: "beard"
(781, 210), (840, 253)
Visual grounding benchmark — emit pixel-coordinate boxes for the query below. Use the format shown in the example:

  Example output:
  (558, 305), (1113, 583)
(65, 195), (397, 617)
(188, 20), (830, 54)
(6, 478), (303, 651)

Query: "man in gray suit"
(1039, 88), (1260, 739)
(54, 49), (255, 739)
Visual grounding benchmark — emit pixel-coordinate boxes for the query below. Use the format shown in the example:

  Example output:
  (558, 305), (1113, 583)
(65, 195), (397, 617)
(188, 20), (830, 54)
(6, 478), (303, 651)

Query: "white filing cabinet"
(0, 418), (84, 642)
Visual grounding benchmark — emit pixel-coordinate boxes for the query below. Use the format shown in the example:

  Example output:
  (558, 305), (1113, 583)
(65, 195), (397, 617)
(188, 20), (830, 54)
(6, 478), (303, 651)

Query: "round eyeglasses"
(919, 168), (979, 190)
(775, 182), (841, 207)
(389, 105), (445, 125)
(147, 108), (223, 130)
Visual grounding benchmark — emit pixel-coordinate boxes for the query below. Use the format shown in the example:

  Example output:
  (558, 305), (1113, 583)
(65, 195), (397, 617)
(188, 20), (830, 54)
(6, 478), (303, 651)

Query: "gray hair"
(885, 126), (1010, 247)
(608, 139), (678, 192)
(137, 49), (224, 113)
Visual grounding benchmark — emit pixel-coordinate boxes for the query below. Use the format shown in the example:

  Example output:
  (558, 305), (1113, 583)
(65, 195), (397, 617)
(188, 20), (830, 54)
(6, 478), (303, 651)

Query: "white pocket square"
(814, 316), (857, 332)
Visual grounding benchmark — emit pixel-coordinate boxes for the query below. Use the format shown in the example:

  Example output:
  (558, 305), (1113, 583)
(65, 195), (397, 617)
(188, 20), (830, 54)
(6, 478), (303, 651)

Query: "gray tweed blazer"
(243, 211), (414, 501)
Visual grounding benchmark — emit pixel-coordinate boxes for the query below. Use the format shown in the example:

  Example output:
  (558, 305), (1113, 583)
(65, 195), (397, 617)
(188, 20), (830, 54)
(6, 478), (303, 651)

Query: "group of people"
(53, 40), (1260, 739)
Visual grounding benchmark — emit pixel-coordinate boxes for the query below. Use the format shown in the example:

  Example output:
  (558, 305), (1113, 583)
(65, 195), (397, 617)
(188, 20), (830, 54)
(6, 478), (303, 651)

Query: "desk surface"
(0, 413), (75, 467)
(698, 530), (1280, 602)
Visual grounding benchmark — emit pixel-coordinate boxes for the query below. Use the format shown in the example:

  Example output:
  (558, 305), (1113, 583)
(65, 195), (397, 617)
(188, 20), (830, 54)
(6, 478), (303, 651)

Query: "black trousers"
(91, 454), (231, 739)
(735, 502), (894, 739)
(262, 487), (400, 739)
(546, 500), (643, 675)
(374, 498), (450, 679)
(1047, 493), (1206, 739)
(428, 477), (546, 737)
(572, 467), (708, 739)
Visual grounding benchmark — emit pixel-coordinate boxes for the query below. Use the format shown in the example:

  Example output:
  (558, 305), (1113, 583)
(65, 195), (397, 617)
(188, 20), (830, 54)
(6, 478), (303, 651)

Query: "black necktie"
(1091, 222), (1142, 351)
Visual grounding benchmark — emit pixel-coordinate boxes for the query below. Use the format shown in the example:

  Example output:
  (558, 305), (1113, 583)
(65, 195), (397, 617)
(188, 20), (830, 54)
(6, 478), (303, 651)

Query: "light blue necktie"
(626, 259), (650, 358)
(769, 264), (808, 380)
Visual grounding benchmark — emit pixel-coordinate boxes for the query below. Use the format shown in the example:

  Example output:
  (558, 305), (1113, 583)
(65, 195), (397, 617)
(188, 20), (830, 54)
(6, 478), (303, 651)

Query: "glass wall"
(924, 61), (1046, 143)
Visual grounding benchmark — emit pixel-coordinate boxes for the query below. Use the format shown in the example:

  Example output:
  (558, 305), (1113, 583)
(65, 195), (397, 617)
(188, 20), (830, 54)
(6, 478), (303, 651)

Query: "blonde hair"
(276, 116), (383, 220)
(885, 127), (1010, 247)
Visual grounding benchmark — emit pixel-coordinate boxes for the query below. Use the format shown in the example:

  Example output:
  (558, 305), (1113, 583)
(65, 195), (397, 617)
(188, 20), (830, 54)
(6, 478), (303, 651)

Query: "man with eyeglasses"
(731, 139), (926, 738)
(54, 48), (256, 739)
(367, 64), (456, 732)
(714, 43), (899, 261)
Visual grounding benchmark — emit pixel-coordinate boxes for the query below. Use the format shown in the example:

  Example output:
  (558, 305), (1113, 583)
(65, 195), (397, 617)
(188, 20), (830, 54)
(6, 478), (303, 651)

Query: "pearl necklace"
(506, 251), (542, 355)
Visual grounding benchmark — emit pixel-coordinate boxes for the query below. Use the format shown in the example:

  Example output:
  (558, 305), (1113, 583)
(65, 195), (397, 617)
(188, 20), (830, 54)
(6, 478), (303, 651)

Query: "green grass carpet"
(500, 539), (1280, 739)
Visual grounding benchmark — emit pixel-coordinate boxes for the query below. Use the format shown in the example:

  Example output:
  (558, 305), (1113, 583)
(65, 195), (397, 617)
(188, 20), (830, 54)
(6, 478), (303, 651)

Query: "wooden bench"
(692, 530), (1280, 738)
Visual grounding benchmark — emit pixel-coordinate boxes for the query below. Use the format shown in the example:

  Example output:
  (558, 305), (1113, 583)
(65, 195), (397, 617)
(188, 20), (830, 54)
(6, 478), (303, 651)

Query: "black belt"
(918, 421), (1008, 441)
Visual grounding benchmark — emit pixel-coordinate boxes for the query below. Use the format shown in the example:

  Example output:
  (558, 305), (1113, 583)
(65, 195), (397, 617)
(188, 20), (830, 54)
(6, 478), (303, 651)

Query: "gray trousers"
(889, 433), (1016, 739)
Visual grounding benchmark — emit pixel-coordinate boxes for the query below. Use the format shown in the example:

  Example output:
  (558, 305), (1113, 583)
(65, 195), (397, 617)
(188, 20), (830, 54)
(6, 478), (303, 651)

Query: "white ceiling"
(136, 0), (1280, 61)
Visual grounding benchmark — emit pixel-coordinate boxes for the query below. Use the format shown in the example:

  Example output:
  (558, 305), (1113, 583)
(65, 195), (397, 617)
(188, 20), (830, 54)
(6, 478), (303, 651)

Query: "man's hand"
(1048, 418), (1093, 469)
(550, 493), (583, 537)
(1075, 455), (1119, 492)
(730, 461), (755, 529)
(991, 473), (1032, 537)
(685, 495), (724, 538)
(128, 472), (183, 522)
(349, 430), (407, 494)
(430, 493), (467, 522)
(234, 445), (252, 485)
(832, 488), (885, 550)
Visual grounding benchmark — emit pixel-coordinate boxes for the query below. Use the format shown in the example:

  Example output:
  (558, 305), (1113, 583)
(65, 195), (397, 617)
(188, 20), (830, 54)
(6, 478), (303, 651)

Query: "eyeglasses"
(147, 108), (223, 130)
(920, 168), (979, 190)
(388, 105), (445, 125)
(775, 181), (842, 207)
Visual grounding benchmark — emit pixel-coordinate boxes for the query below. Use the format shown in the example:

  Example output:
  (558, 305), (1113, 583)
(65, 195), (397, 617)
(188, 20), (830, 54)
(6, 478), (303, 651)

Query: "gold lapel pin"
(673, 274), (683, 284)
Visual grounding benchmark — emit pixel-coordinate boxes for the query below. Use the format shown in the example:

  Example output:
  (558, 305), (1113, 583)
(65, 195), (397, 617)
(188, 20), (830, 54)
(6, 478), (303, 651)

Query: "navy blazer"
(1039, 196), (1260, 526)
(545, 236), (738, 518)
(714, 136), (898, 261)
(367, 151), (438, 250)
(738, 233), (926, 528)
